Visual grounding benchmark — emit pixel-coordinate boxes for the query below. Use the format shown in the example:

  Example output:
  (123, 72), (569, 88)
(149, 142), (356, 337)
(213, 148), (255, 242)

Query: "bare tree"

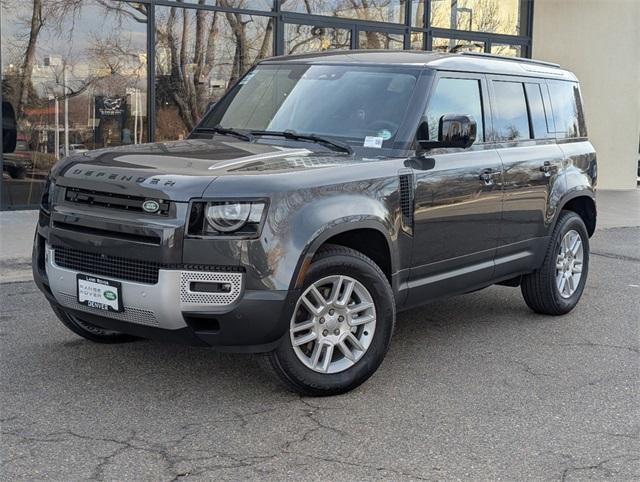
(16, 0), (43, 117)
(155, 1), (271, 135)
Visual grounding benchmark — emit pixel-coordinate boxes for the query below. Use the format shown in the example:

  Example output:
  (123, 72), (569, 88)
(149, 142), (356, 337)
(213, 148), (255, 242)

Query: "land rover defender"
(33, 51), (597, 395)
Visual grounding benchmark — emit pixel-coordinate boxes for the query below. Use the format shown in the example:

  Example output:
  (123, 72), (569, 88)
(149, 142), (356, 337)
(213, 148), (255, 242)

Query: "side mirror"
(2, 101), (17, 153)
(417, 114), (477, 150)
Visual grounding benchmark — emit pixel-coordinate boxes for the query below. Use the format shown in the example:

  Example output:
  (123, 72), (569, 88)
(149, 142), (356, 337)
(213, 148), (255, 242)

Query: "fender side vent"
(399, 172), (414, 235)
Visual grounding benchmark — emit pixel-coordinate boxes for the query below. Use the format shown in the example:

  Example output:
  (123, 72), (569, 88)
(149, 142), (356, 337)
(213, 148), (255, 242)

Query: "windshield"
(202, 64), (420, 148)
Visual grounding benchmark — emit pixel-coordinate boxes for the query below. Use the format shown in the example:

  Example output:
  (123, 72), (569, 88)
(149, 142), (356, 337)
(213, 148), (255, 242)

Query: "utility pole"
(49, 94), (60, 160)
(56, 97), (60, 159)
(63, 64), (69, 157)
(134, 88), (138, 145)
(45, 55), (70, 157)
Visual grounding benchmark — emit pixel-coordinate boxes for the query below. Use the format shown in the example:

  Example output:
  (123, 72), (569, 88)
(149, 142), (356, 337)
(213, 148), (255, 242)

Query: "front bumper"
(33, 233), (297, 352)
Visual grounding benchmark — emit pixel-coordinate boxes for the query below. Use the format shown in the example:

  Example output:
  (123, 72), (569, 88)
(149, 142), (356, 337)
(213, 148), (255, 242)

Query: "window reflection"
(285, 25), (351, 54)
(180, 0), (273, 10)
(524, 83), (549, 139)
(491, 81), (530, 141)
(426, 78), (484, 142)
(154, 6), (273, 141)
(490, 43), (522, 57)
(1, 0), (148, 209)
(430, 0), (521, 35)
(282, 0), (406, 24)
(410, 32), (424, 50)
(432, 37), (484, 53)
(358, 31), (404, 50)
(547, 80), (586, 138)
(412, 0), (426, 27)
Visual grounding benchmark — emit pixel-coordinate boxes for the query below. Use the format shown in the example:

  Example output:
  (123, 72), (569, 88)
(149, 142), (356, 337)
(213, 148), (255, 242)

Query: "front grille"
(54, 246), (161, 284)
(65, 187), (170, 216)
(52, 246), (245, 285)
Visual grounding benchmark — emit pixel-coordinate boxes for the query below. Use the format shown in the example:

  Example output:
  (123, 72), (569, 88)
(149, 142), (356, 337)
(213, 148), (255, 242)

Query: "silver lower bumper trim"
(45, 246), (244, 330)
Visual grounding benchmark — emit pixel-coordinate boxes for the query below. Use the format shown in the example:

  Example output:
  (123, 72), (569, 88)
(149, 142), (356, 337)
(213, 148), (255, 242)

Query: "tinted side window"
(524, 83), (549, 139)
(426, 78), (484, 143)
(491, 80), (530, 141)
(547, 80), (587, 138)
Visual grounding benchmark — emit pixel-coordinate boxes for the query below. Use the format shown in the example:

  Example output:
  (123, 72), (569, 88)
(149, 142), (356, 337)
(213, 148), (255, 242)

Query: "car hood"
(52, 138), (358, 202)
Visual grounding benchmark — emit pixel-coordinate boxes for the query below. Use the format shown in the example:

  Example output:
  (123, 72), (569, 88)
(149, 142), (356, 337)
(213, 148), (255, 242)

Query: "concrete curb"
(0, 258), (33, 283)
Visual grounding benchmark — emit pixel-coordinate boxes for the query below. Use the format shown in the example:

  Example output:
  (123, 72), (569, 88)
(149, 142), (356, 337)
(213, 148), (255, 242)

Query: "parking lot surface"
(1, 227), (638, 481)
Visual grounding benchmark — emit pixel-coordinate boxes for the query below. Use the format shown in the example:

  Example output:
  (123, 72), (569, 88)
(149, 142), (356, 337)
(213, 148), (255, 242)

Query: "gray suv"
(33, 51), (597, 395)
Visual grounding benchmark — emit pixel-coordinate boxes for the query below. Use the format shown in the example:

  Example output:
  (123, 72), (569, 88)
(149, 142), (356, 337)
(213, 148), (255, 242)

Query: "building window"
(432, 37), (485, 53)
(285, 24), (351, 55)
(1, 0), (534, 210)
(430, 0), (522, 35)
(358, 31), (404, 50)
(490, 43), (523, 57)
(1, 0), (148, 209)
(410, 32), (424, 50)
(179, 0), (274, 11)
(412, 0), (426, 28)
(154, 6), (273, 141)
(282, 0), (406, 25)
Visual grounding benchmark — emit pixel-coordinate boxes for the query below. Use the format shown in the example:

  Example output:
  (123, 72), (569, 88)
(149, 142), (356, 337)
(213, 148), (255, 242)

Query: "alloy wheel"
(289, 275), (376, 374)
(555, 229), (584, 298)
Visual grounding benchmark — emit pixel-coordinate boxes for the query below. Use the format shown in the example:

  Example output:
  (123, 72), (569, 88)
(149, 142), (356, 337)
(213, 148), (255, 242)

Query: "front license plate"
(77, 274), (123, 312)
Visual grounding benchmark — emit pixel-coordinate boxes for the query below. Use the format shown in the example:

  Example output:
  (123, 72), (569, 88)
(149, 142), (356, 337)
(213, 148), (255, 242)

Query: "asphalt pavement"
(1, 227), (638, 481)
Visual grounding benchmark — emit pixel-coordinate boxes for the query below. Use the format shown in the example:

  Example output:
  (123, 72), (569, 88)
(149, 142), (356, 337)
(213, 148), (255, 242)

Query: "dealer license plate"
(77, 274), (123, 312)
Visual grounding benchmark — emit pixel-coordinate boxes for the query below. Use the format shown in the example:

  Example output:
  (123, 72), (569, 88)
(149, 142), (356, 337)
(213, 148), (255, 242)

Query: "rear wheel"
(266, 245), (395, 396)
(521, 211), (590, 315)
(51, 304), (139, 343)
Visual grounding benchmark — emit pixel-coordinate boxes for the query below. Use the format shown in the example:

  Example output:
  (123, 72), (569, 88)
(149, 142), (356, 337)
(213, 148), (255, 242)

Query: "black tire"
(265, 244), (395, 396)
(51, 304), (139, 343)
(521, 211), (590, 315)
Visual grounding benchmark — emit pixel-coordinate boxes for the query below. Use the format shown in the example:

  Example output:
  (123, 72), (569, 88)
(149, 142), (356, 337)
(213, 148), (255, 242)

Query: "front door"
(406, 73), (503, 307)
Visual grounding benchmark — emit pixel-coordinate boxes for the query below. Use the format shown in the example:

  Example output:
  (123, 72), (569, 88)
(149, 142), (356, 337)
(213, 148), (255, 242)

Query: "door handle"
(540, 161), (552, 177)
(479, 168), (495, 185)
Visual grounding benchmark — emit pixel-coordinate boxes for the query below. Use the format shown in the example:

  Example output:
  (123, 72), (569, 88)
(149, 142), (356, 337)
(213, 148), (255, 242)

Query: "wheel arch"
(291, 220), (396, 291)
(556, 192), (597, 237)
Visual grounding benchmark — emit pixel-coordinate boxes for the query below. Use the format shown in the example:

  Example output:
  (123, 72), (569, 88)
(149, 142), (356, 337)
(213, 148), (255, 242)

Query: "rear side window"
(426, 77), (484, 143)
(491, 80), (531, 141)
(547, 80), (587, 138)
(524, 83), (550, 139)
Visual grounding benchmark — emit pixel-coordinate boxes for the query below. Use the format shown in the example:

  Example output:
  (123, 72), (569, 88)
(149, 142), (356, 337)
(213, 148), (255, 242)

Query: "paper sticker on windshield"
(364, 136), (383, 148)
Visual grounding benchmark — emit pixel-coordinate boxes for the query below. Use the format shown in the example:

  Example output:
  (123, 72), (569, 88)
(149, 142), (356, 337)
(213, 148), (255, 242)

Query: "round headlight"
(205, 202), (251, 232)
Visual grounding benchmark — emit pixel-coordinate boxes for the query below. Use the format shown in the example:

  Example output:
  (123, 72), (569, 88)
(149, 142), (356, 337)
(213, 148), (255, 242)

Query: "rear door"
(487, 75), (565, 278)
(406, 72), (503, 307)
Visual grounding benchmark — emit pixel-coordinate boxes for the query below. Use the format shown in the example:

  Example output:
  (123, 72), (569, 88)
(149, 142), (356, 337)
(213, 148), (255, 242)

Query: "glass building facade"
(1, 0), (533, 209)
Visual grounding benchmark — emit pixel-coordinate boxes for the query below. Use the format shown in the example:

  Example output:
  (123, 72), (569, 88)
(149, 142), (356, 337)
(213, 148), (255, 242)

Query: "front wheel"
(521, 211), (590, 315)
(265, 245), (395, 396)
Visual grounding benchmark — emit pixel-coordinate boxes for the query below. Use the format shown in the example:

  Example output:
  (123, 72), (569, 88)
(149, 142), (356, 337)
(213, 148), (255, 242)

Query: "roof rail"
(459, 52), (561, 68)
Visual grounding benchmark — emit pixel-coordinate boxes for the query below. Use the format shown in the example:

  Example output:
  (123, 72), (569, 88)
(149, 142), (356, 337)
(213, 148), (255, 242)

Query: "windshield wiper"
(194, 125), (254, 142)
(249, 130), (353, 155)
